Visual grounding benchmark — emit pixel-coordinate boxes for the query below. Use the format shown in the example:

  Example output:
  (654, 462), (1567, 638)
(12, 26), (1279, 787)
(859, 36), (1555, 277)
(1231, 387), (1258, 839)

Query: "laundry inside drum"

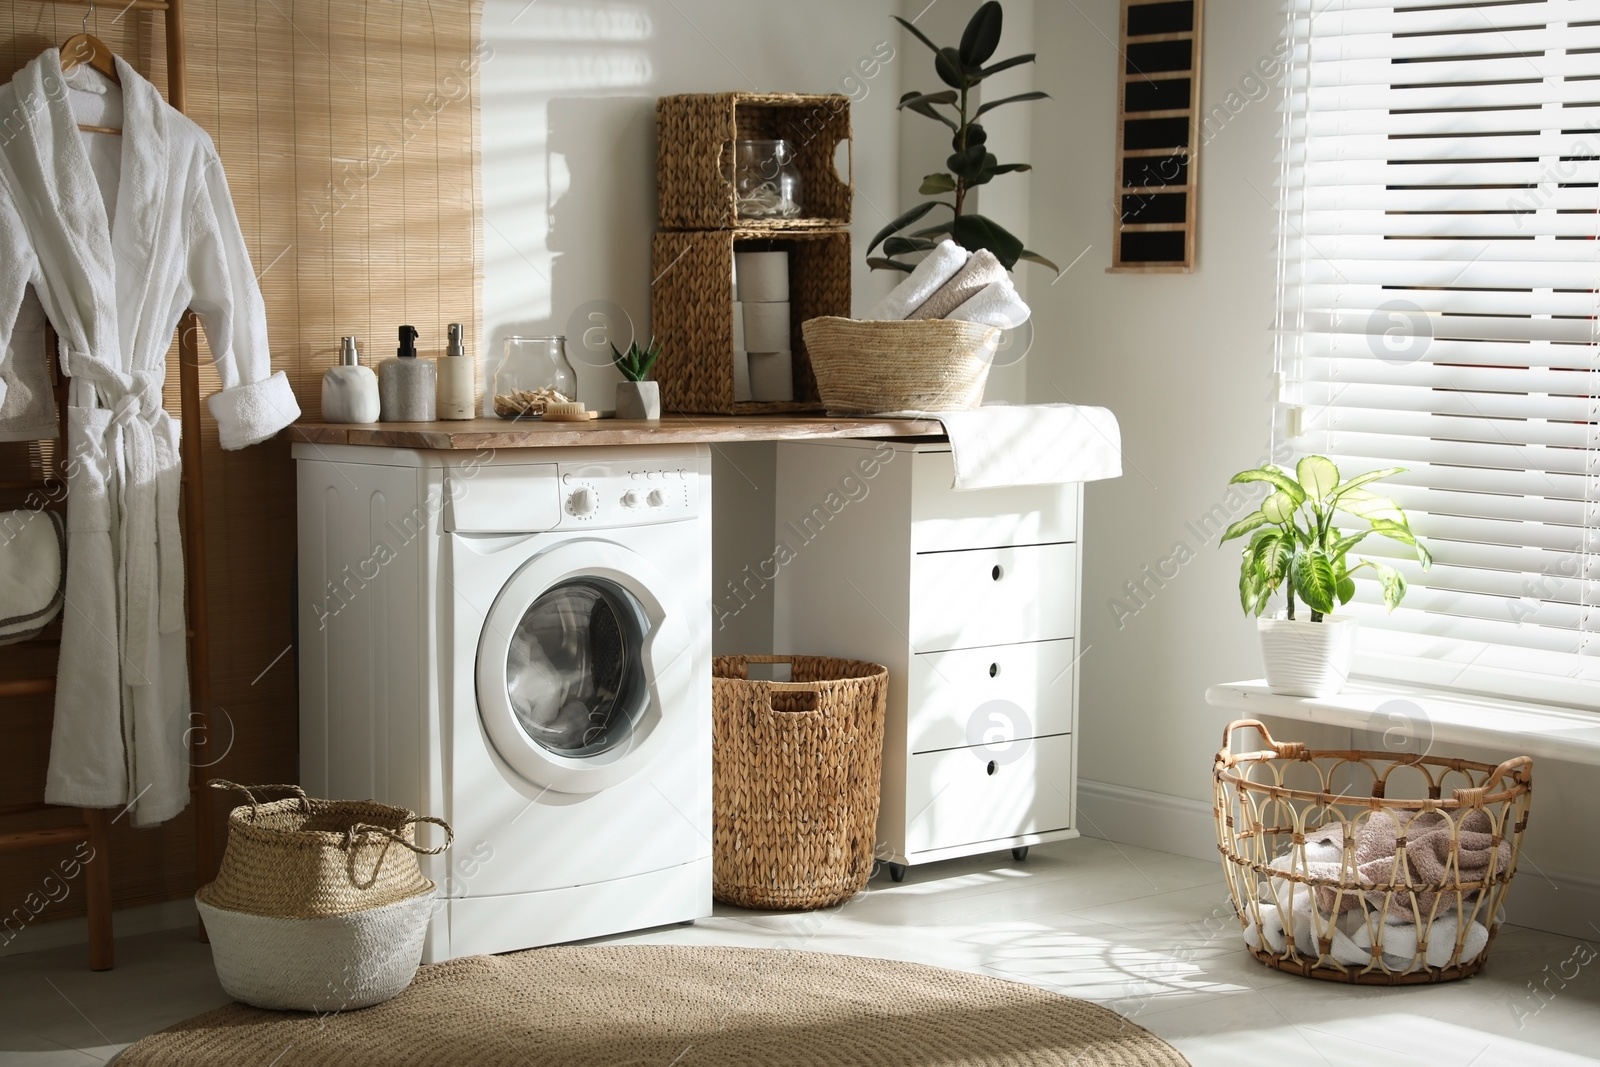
(504, 578), (649, 758)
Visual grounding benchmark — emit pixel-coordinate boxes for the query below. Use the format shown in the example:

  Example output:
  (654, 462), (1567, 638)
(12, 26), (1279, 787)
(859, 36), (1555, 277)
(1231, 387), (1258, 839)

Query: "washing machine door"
(476, 540), (692, 794)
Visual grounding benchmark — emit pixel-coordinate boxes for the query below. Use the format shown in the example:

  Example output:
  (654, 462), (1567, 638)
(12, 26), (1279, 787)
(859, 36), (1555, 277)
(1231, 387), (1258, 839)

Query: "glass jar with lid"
(492, 336), (577, 419)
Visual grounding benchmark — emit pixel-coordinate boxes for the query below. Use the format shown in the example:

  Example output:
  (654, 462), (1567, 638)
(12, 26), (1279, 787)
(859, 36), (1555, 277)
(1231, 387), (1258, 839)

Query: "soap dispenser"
(379, 325), (437, 421)
(436, 322), (476, 420)
(322, 336), (380, 423)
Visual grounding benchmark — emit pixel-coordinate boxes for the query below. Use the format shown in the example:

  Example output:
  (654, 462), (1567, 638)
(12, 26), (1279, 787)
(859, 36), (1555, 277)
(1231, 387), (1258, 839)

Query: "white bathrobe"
(0, 51), (300, 826)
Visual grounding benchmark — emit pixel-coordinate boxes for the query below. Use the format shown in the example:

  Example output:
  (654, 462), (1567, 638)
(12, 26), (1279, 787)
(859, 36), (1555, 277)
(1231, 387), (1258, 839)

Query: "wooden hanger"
(60, 3), (121, 136)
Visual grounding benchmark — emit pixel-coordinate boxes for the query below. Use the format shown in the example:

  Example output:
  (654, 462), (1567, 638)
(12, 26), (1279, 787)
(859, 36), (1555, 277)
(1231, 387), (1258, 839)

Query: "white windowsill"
(1205, 678), (1600, 767)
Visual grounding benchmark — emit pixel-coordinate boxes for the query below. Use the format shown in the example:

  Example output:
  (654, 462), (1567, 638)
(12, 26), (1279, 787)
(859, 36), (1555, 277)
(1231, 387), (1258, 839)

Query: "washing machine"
(294, 442), (713, 962)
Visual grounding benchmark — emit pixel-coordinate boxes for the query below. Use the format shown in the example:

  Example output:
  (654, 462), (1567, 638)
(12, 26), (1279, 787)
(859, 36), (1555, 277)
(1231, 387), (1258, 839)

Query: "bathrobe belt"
(67, 351), (183, 687)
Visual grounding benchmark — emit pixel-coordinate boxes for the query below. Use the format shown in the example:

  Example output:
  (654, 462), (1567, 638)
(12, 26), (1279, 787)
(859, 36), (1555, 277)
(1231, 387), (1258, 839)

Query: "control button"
(567, 487), (598, 518)
(621, 490), (641, 509)
(646, 489), (666, 508)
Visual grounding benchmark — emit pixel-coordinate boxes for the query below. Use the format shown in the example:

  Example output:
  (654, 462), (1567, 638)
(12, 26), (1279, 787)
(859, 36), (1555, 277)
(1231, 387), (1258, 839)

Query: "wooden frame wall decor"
(1111, 0), (1203, 272)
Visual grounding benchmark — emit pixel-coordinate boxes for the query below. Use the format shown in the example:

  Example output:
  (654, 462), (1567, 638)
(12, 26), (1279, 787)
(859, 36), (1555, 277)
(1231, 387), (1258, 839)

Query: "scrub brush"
(542, 400), (594, 422)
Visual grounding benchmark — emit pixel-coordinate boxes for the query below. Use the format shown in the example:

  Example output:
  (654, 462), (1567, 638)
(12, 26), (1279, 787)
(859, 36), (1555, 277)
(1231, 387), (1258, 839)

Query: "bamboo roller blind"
(0, 0), (481, 923)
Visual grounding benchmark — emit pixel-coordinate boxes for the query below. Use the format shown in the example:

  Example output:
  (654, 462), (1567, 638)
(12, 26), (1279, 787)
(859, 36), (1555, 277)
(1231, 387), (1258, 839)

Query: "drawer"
(904, 733), (1074, 855)
(910, 450), (1079, 552)
(907, 640), (1077, 753)
(910, 543), (1077, 652)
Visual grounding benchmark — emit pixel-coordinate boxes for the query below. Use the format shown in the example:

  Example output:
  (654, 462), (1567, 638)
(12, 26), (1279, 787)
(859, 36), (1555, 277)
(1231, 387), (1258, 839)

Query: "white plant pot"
(1257, 615), (1358, 697)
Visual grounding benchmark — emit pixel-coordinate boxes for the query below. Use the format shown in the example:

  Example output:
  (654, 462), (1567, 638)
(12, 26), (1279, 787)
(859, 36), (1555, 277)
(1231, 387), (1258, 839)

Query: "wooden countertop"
(289, 415), (947, 449)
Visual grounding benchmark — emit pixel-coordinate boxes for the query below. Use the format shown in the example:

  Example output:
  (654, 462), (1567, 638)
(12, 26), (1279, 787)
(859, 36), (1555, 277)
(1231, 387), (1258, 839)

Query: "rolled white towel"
(866, 239), (970, 320)
(1244, 902), (1288, 954)
(948, 277), (1031, 329)
(1353, 917), (1420, 968)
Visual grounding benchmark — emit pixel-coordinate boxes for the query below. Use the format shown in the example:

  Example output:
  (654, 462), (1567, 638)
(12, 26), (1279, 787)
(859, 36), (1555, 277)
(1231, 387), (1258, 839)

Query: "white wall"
(1027, 0), (1600, 937)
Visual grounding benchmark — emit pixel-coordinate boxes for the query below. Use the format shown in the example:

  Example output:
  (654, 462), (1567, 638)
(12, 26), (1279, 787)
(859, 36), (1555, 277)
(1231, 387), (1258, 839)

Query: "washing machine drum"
(477, 541), (692, 795)
(504, 579), (645, 758)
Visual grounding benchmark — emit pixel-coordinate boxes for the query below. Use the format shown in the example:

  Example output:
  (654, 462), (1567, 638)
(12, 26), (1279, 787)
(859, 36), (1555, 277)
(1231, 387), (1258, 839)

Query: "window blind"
(1277, 0), (1600, 664)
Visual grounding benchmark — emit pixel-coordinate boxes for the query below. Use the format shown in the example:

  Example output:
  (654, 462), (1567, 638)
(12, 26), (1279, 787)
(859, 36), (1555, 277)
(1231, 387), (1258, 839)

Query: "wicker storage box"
(657, 92), (852, 231)
(1213, 721), (1531, 984)
(652, 230), (849, 414)
(713, 655), (888, 910)
(197, 781), (452, 1011)
(801, 316), (1001, 416)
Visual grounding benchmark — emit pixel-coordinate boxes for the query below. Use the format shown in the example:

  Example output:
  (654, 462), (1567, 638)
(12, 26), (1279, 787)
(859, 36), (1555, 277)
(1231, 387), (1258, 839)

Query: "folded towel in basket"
(0, 509), (64, 644)
(865, 239), (970, 320)
(908, 249), (1007, 321)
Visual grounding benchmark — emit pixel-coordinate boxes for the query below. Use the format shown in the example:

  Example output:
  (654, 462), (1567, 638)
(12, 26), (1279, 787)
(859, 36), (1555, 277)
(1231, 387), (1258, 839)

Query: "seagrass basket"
(197, 781), (453, 1011)
(801, 316), (1000, 416)
(1213, 720), (1532, 984)
(713, 655), (888, 910)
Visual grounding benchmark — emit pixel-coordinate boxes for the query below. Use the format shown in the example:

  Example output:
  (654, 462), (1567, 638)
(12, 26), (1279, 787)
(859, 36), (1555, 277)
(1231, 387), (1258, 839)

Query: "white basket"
(197, 888), (434, 1012)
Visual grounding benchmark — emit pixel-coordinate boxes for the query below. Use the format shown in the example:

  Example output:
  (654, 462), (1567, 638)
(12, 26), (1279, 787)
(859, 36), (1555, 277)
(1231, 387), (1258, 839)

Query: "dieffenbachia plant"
(1221, 457), (1432, 622)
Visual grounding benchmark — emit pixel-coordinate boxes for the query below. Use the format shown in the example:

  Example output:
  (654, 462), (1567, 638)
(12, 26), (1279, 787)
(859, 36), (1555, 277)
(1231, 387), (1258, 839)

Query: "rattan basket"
(197, 781), (453, 1010)
(1213, 721), (1532, 985)
(712, 655), (888, 910)
(800, 316), (1000, 416)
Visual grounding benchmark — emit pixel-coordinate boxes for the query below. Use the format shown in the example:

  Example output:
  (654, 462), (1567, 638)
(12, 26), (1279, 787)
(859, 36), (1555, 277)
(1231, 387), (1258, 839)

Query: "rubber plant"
(1220, 457), (1432, 622)
(868, 1), (1056, 273)
(610, 338), (662, 382)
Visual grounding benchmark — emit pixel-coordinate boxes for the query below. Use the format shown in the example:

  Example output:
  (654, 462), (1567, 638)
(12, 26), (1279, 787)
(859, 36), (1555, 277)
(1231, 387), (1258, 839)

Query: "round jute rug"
(115, 944), (1189, 1066)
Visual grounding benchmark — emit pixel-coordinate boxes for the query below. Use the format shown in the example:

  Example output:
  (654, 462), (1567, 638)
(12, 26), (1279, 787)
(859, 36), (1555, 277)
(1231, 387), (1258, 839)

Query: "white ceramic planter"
(1257, 615), (1358, 697)
(616, 380), (661, 420)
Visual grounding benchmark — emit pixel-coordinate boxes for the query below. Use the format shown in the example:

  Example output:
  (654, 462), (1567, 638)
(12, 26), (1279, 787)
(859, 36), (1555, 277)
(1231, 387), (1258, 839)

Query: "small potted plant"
(1220, 457), (1431, 697)
(611, 338), (662, 420)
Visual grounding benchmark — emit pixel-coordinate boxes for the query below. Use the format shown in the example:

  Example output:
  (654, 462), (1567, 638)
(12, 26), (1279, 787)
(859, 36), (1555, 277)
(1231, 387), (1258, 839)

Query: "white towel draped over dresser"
(0, 50), (300, 826)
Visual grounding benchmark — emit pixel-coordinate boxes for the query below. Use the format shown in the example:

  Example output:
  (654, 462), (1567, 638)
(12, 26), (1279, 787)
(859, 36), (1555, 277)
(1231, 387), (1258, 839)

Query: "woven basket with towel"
(1213, 720), (1531, 984)
(197, 781), (452, 1011)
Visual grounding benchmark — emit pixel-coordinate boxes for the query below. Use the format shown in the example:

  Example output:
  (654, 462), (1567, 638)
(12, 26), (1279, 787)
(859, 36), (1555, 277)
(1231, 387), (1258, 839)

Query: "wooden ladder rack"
(8, 0), (213, 972)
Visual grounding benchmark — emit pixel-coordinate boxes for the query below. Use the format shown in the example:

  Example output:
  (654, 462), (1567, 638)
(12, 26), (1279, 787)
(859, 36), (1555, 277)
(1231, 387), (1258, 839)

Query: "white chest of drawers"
(772, 440), (1083, 877)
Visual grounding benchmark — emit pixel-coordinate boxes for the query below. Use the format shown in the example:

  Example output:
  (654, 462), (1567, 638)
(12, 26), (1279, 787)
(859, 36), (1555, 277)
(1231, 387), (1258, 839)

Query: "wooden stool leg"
(83, 808), (113, 971)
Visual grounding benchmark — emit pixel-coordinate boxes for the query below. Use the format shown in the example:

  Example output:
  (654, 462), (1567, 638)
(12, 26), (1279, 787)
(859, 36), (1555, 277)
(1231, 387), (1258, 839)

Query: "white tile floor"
(3, 836), (1597, 1065)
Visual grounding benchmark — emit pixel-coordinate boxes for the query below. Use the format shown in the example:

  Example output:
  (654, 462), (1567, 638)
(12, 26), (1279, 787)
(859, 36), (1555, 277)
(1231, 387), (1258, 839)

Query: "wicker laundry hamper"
(800, 317), (1000, 416)
(1213, 721), (1532, 984)
(713, 655), (889, 910)
(197, 781), (453, 1011)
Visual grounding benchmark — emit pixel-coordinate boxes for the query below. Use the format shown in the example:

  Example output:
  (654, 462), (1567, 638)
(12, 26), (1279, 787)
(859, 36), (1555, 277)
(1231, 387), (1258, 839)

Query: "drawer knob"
(991, 565), (1003, 581)
(986, 760), (997, 776)
(988, 662), (999, 678)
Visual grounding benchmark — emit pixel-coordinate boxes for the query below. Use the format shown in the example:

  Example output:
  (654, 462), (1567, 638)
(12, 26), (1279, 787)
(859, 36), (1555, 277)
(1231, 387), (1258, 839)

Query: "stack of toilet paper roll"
(733, 251), (793, 402)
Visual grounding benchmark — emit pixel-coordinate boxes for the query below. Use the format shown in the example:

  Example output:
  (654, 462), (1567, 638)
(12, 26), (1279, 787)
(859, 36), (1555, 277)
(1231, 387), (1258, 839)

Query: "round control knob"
(567, 487), (598, 517)
(646, 489), (666, 508)
(621, 489), (641, 509)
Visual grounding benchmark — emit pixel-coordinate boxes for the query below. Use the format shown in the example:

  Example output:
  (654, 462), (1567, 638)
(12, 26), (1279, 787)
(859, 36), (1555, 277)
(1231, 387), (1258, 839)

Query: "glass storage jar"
(733, 139), (803, 219)
(492, 336), (577, 419)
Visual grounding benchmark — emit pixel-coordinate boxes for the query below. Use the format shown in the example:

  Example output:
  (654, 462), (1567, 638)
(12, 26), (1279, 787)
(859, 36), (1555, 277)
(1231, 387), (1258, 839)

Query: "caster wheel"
(1011, 846), (1029, 862)
(886, 862), (907, 883)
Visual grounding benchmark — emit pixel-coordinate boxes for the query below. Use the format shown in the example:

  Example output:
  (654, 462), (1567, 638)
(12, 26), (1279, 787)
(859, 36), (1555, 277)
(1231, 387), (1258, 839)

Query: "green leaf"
(937, 46), (968, 88)
(882, 236), (939, 256)
(975, 90), (1050, 117)
(1229, 466), (1306, 505)
(866, 256), (916, 273)
(1240, 559), (1267, 617)
(948, 144), (990, 180)
(958, 124), (988, 149)
(918, 172), (958, 195)
(1327, 466), (1406, 502)
(1337, 575), (1357, 604)
(965, 153), (1004, 187)
(1017, 249), (1060, 271)
(1364, 558), (1409, 612)
(1335, 487), (1405, 525)
(899, 89), (958, 110)
(1220, 511), (1266, 543)
(901, 96), (959, 131)
(951, 213), (1025, 268)
(1254, 531), (1294, 584)
(1328, 531), (1369, 558)
(866, 201), (943, 254)
(959, 1), (1004, 68)
(989, 162), (1033, 175)
(891, 15), (943, 56)
(1291, 549), (1338, 615)
(1296, 455), (1341, 502)
(1260, 490), (1298, 525)
(908, 220), (956, 239)
(977, 53), (1036, 79)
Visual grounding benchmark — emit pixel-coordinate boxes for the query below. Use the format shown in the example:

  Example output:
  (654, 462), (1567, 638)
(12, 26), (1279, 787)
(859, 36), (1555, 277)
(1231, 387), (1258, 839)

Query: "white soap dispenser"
(322, 336), (380, 423)
(436, 322), (476, 420)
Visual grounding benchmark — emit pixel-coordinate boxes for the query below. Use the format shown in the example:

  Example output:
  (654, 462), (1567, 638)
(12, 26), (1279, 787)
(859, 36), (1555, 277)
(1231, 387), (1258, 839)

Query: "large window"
(1277, 0), (1600, 684)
